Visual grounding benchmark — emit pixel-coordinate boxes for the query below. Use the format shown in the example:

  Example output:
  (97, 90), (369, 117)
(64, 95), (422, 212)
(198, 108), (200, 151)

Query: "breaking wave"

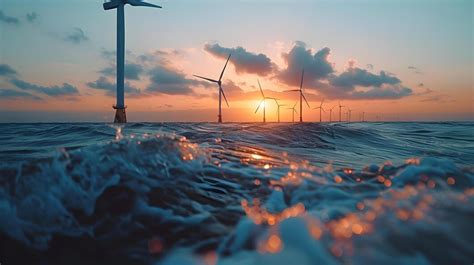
(0, 122), (473, 264)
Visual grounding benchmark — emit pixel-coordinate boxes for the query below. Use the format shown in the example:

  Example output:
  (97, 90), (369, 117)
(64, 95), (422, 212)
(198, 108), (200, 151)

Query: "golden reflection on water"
(239, 154), (472, 258)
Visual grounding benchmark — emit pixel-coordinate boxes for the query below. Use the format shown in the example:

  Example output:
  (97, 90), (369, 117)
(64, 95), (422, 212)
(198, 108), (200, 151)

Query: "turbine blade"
(293, 102), (297, 108)
(193, 75), (218, 83)
(127, 0), (162, 8)
(104, 0), (120, 10)
(300, 69), (305, 90)
(219, 54), (231, 82)
(284, 89), (300, 92)
(221, 87), (229, 107)
(255, 100), (263, 113)
(257, 79), (265, 98)
(302, 92), (310, 108)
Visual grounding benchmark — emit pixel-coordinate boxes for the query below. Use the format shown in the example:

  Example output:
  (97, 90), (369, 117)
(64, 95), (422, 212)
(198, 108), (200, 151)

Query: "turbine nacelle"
(103, 0), (162, 10)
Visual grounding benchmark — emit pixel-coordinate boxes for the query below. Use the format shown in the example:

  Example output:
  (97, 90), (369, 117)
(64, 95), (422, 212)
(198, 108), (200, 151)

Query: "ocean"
(0, 122), (473, 265)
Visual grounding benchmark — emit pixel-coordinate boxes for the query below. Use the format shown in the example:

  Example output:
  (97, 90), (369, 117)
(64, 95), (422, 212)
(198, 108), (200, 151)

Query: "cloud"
(0, 64), (17, 77)
(350, 86), (413, 99)
(87, 76), (142, 96)
(408, 65), (422, 74)
(0, 89), (42, 100)
(204, 43), (275, 76)
(420, 94), (452, 103)
(277, 41), (335, 87)
(92, 48), (207, 97)
(64, 28), (89, 44)
(146, 65), (199, 95)
(26, 12), (38, 23)
(0, 10), (19, 25)
(99, 63), (144, 80)
(11, 78), (79, 97)
(330, 68), (400, 89)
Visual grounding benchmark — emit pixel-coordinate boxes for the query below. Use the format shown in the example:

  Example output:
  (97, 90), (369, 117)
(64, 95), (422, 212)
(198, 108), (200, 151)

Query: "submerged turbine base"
(113, 106), (127, 123)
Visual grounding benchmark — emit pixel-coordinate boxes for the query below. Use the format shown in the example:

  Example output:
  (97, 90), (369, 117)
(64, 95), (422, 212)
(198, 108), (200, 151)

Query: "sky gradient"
(0, 0), (472, 122)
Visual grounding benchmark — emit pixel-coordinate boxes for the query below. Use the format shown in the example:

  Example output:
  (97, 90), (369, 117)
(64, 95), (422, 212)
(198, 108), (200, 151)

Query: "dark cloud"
(64, 28), (89, 44)
(408, 65), (422, 74)
(26, 12), (38, 23)
(93, 49), (206, 97)
(146, 65), (198, 95)
(0, 64), (17, 77)
(100, 48), (115, 60)
(0, 10), (19, 25)
(87, 76), (142, 96)
(99, 63), (144, 80)
(204, 43), (275, 76)
(420, 94), (452, 103)
(0, 89), (42, 100)
(350, 86), (412, 99)
(330, 68), (400, 89)
(277, 41), (335, 87)
(11, 79), (79, 97)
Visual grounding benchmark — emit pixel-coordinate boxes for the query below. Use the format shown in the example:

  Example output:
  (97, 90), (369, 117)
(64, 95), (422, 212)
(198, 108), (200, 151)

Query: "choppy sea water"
(0, 122), (473, 265)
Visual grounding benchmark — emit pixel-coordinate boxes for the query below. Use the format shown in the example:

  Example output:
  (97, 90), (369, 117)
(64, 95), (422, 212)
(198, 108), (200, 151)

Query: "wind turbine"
(328, 106), (336, 122)
(338, 102), (345, 122)
(194, 54), (231, 123)
(313, 99), (325, 122)
(348, 108), (354, 122)
(103, 0), (162, 123)
(286, 102), (298, 123)
(362, 111), (365, 122)
(284, 69), (310, 122)
(272, 98), (286, 123)
(254, 79), (274, 123)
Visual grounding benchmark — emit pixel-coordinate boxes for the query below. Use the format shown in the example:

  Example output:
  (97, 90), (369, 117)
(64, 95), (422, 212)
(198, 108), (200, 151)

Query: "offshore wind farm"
(0, 1), (473, 265)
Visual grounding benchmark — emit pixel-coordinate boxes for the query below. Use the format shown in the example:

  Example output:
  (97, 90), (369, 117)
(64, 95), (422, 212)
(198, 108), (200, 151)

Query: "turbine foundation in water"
(113, 105), (127, 123)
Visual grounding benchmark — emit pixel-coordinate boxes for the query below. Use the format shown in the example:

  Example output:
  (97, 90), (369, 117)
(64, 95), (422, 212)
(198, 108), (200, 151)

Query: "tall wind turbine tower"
(287, 102), (298, 123)
(338, 102), (345, 122)
(313, 99), (325, 122)
(103, 0), (162, 123)
(348, 108), (354, 122)
(273, 98), (286, 123)
(285, 69), (310, 122)
(194, 54), (231, 123)
(328, 106), (336, 122)
(254, 79), (274, 123)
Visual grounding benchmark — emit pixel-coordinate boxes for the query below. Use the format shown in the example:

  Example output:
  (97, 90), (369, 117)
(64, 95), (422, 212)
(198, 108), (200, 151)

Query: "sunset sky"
(0, 0), (472, 122)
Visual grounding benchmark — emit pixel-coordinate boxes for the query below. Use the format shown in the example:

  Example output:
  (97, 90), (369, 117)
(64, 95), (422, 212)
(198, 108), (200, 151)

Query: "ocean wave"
(0, 125), (473, 264)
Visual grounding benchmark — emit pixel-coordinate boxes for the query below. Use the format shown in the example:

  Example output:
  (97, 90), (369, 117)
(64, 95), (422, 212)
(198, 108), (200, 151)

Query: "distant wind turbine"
(348, 108), (354, 122)
(328, 106), (336, 122)
(254, 79), (274, 123)
(272, 98), (286, 123)
(103, 0), (162, 123)
(284, 69), (310, 122)
(313, 99), (325, 122)
(194, 54), (231, 123)
(362, 111), (365, 122)
(338, 102), (345, 122)
(286, 102), (298, 123)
